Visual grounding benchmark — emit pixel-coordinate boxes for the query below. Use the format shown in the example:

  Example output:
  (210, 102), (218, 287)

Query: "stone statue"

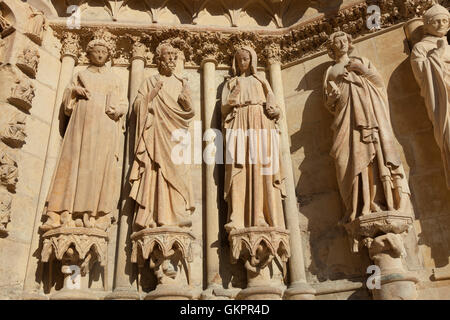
(16, 48), (40, 78)
(9, 76), (35, 111)
(129, 42), (195, 229)
(0, 191), (11, 233)
(0, 151), (18, 193)
(410, 4), (450, 189)
(0, 10), (11, 33)
(25, 6), (46, 44)
(222, 46), (286, 233)
(41, 35), (128, 231)
(1, 112), (27, 148)
(323, 31), (410, 224)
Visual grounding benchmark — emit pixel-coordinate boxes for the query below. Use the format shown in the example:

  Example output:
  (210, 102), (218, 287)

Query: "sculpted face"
(426, 14), (450, 37)
(88, 45), (109, 67)
(160, 46), (178, 75)
(332, 34), (349, 57)
(236, 49), (251, 75)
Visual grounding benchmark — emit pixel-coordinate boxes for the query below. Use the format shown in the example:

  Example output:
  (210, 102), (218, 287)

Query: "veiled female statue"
(129, 43), (195, 229)
(323, 31), (410, 224)
(41, 37), (128, 231)
(411, 4), (450, 189)
(222, 46), (286, 233)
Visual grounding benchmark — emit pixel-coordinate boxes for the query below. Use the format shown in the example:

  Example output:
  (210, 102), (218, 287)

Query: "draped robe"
(323, 57), (410, 215)
(411, 35), (450, 188)
(130, 74), (195, 229)
(222, 74), (286, 231)
(46, 66), (127, 219)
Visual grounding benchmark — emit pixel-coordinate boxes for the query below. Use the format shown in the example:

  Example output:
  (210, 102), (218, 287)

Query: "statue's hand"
(327, 86), (341, 104)
(178, 83), (193, 111)
(73, 86), (90, 100)
(436, 39), (447, 57)
(345, 60), (369, 75)
(266, 104), (280, 120)
(231, 81), (241, 98)
(106, 105), (121, 121)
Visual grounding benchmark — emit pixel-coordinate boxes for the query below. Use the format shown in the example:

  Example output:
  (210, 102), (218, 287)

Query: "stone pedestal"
(229, 227), (290, 300)
(41, 227), (109, 300)
(345, 211), (418, 300)
(131, 227), (195, 300)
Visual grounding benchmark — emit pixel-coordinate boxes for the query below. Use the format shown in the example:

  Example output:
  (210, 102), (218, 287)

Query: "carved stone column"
(232, 227), (291, 300)
(107, 38), (146, 300)
(345, 213), (419, 300)
(40, 228), (108, 300)
(131, 227), (195, 300)
(264, 43), (315, 300)
(22, 32), (79, 298)
(200, 55), (222, 298)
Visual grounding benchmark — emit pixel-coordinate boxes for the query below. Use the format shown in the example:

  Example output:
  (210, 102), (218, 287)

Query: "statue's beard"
(160, 60), (176, 74)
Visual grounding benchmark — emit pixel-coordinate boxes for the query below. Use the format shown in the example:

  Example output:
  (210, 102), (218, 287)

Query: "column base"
(144, 285), (193, 300)
(236, 286), (283, 300)
(104, 288), (141, 300)
(284, 282), (316, 300)
(372, 273), (419, 300)
(50, 289), (99, 300)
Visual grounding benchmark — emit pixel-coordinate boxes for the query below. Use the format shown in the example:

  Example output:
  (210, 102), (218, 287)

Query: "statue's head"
(423, 4), (450, 38)
(326, 31), (354, 61)
(155, 42), (178, 76)
(232, 46), (258, 76)
(86, 40), (110, 67)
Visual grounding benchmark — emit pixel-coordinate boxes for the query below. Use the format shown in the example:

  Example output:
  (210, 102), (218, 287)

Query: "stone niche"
(0, 0), (449, 301)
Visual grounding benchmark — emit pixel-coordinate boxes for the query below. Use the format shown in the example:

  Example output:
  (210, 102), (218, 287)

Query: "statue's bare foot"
(224, 222), (237, 233)
(75, 219), (83, 227)
(83, 214), (93, 228)
(370, 202), (382, 212)
(39, 221), (59, 231)
(255, 219), (269, 228)
(361, 205), (371, 216)
(178, 218), (192, 228)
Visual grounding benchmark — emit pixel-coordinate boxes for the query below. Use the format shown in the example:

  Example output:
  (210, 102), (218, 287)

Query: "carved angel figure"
(41, 37), (128, 231)
(411, 4), (450, 189)
(129, 43), (195, 229)
(323, 31), (410, 224)
(221, 46), (286, 233)
(0, 10), (11, 32)
(0, 192), (11, 232)
(0, 152), (18, 191)
(26, 6), (46, 43)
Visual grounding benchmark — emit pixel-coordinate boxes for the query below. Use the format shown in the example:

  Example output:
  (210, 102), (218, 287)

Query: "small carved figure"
(411, 4), (450, 189)
(16, 48), (40, 78)
(41, 32), (128, 231)
(323, 31), (410, 224)
(221, 46), (286, 233)
(9, 77), (35, 111)
(0, 151), (18, 192)
(0, 191), (11, 233)
(0, 10), (11, 33)
(25, 6), (46, 44)
(130, 42), (195, 229)
(1, 112), (27, 147)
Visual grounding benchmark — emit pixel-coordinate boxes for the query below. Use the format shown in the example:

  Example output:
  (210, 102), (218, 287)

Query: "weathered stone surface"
(0, 0), (449, 302)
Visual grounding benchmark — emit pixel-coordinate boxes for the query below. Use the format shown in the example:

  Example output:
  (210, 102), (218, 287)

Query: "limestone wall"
(0, 0), (61, 298)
